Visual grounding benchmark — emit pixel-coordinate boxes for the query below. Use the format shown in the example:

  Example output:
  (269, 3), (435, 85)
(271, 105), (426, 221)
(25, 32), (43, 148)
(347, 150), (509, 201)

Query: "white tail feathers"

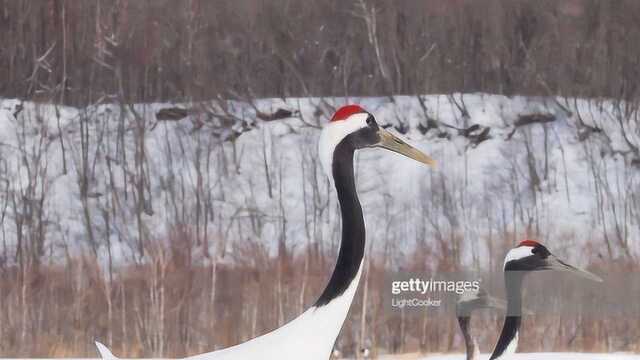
(95, 341), (118, 359)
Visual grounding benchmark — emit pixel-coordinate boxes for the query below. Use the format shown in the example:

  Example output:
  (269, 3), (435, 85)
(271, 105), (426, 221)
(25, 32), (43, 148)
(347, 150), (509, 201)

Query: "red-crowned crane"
(488, 240), (602, 360)
(95, 105), (435, 360)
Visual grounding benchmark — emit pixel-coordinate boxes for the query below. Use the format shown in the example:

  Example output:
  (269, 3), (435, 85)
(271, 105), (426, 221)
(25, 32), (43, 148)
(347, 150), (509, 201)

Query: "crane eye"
(366, 115), (375, 126)
(532, 245), (550, 258)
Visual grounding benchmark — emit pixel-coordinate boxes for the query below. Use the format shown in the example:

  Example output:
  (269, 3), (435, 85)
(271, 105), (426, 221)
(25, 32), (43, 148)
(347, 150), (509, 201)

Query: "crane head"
(503, 239), (602, 282)
(319, 104), (435, 177)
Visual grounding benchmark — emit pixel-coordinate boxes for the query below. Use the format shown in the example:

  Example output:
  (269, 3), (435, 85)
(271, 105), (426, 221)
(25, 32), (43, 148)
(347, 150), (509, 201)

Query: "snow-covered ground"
(2, 354), (639, 360)
(406, 353), (640, 360)
(0, 94), (638, 268)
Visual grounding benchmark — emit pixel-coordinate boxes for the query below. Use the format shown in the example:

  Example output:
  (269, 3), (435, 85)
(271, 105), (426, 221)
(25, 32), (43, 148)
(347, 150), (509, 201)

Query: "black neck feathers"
(489, 272), (524, 359)
(314, 135), (366, 307)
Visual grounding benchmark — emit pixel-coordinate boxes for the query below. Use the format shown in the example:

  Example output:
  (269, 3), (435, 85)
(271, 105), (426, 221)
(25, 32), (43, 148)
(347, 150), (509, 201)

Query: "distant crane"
(488, 240), (602, 360)
(95, 105), (435, 360)
(359, 346), (371, 359)
(456, 288), (507, 360)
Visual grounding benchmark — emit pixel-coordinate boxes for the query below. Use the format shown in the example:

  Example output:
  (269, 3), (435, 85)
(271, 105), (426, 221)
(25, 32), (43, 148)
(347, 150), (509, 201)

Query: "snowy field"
(3, 354), (638, 360)
(396, 353), (640, 360)
(1, 94), (638, 265)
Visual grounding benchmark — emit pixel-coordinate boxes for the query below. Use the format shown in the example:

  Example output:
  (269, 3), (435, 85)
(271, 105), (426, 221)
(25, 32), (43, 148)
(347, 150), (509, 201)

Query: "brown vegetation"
(1, 236), (634, 358)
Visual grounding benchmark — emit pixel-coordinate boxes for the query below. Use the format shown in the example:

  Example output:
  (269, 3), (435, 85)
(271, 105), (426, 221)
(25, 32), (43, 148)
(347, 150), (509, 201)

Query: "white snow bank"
(0, 94), (638, 268)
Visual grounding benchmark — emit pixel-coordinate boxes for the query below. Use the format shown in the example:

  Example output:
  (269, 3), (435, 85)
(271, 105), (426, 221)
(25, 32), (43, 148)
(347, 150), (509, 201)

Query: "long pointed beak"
(546, 255), (603, 282)
(375, 128), (436, 167)
(483, 295), (535, 315)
